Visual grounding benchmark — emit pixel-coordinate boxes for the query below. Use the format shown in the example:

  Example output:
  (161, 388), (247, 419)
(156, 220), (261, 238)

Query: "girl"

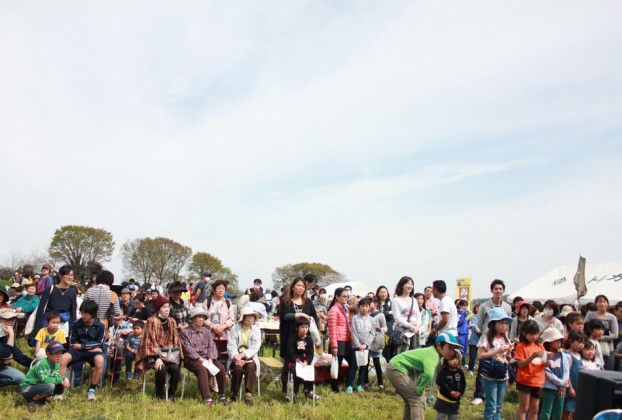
(515, 319), (546, 420)
(434, 349), (466, 420)
(467, 303), (481, 375)
(584, 294), (618, 371)
(562, 331), (587, 420)
(376, 285), (395, 360)
(540, 328), (569, 420)
(580, 340), (600, 371)
(327, 287), (351, 392)
(584, 318), (605, 369)
(477, 307), (512, 420)
(391, 276), (420, 354)
(456, 300), (469, 364)
(347, 297), (373, 393)
(510, 301), (533, 341)
(414, 293), (432, 350)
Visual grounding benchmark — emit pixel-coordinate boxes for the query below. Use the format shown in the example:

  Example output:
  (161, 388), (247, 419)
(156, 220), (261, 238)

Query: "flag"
(573, 256), (587, 298)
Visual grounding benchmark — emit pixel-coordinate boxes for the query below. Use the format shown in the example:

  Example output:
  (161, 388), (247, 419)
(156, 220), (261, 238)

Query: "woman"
(584, 294), (618, 371)
(168, 282), (189, 329)
(327, 287), (351, 393)
(376, 285), (395, 360)
(534, 299), (565, 336)
(129, 293), (152, 323)
(391, 276), (420, 354)
(509, 301), (533, 341)
(227, 307), (262, 406)
(414, 292), (431, 349)
(278, 277), (318, 393)
(29, 265), (77, 342)
(136, 295), (183, 401)
(180, 307), (226, 406)
(203, 280), (235, 341)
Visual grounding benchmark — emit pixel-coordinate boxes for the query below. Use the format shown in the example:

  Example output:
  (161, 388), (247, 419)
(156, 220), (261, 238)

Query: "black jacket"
(285, 334), (314, 366)
(436, 365), (466, 402)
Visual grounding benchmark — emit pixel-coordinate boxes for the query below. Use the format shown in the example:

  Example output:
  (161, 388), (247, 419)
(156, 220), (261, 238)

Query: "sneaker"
(204, 398), (214, 406)
(356, 385), (364, 392)
(126, 372), (132, 380)
(304, 390), (320, 401)
(469, 370), (474, 376)
(134, 372), (140, 381)
(471, 397), (483, 405)
(87, 389), (96, 401)
(285, 395), (292, 403)
(53, 394), (64, 401)
(219, 395), (228, 406)
(244, 392), (253, 406)
(345, 386), (353, 394)
(26, 400), (46, 411)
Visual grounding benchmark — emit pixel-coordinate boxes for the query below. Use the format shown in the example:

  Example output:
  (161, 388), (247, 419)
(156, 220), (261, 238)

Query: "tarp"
(322, 281), (373, 298)
(509, 262), (622, 305)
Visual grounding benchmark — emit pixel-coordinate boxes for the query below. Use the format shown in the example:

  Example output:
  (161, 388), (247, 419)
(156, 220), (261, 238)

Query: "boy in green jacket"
(20, 341), (70, 407)
(386, 332), (463, 420)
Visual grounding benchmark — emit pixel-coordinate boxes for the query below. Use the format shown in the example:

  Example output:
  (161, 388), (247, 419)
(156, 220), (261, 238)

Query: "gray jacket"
(351, 314), (374, 349)
(477, 298), (512, 334)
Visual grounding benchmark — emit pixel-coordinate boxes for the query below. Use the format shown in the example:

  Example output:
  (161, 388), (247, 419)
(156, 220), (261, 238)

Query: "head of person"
(45, 340), (65, 364)
(249, 289), (263, 302)
(79, 300), (99, 323)
(519, 319), (540, 344)
(129, 278), (135, 285)
(344, 285), (352, 295)
(253, 278), (263, 289)
(46, 311), (61, 332)
(512, 296), (524, 314)
(458, 300), (468, 311)
(120, 288), (130, 302)
(357, 297), (371, 315)
(238, 307), (259, 328)
(424, 286), (433, 300)
(95, 270), (114, 287)
(490, 279), (505, 300)
(134, 292), (146, 308)
(563, 330), (588, 352)
(303, 274), (317, 290)
(376, 285), (390, 302)
(155, 278), (161, 286)
(329, 287), (348, 310)
(594, 295), (610, 313)
(395, 276), (415, 297)
(42, 263), (53, 276)
(443, 349), (462, 370)
(0, 287), (9, 304)
(150, 289), (159, 300)
(516, 301), (531, 318)
(57, 265), (74, 287)
(132, 320), (145, 335)
(541, 327), (564, 352)
(472, 302), (480, 315)
(414, 292), (425, 309)
(581, 339), (596, 361)
(531, 300), (543, 314)
(211, 280), (228, 299)
(152, 295), (170, 318)
(295, 317), (310, 338)
(319, 287), (326, 297)
(113, 311), (126, 326)
(26, 283), (36, 297)
(188, 307), (208, 329)
(542, 300), (559, 319)
(311, 285), (320, 296)
(566, 312), (584, 332)
(434, 332), (464, 359)
(584, 318), (605, 339)
(168, 281), (186, 301)
(432, 280), (447, 298)
(370, 297), (380, 312)
(486, 307), (511, 342)
(287, 277), (306, 301)
(615, 301), (622, 321)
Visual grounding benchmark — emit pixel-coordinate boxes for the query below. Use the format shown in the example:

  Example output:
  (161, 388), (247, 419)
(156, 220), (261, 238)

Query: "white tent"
(323, 281), (373, 298)
(509, 262), (622, 305)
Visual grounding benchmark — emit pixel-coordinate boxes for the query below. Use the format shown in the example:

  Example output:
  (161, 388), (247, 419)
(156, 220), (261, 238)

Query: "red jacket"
(327, 304), (351, 350)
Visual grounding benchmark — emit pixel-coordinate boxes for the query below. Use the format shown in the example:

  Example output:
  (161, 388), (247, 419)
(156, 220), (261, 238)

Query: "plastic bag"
(330, 355), (339, 379)
(355, 349), (369, 367)
(309, 317), (322, 346)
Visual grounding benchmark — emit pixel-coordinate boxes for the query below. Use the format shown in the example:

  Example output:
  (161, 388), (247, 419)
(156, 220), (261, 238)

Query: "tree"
(121, 237), (192, 284)
(48, 225), (115, 282)
(121, 238), (155, 283)
(189, 252), (224, 275)
(271, 262), (341, 292)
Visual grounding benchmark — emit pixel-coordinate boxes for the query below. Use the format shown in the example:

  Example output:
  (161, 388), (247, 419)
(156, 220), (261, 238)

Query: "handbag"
(330, 355), (339, 379)
(158, 328), (181, 365)
(479, 357), (508, 380)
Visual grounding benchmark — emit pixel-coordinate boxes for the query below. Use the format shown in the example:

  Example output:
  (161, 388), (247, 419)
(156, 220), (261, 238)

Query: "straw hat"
(238, 307), (259, 322)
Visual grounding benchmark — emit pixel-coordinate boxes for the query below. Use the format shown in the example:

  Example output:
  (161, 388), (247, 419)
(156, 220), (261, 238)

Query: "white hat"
(238, 307), (259, 322)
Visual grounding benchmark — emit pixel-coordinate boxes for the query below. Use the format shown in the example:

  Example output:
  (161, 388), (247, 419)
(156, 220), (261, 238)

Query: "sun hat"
(541, 327), (564, 343)
(238, 307), (259, 322)
(559, 306), (575, 317)
(0, 286), (9, 303)
(189, 307), (209, 320)
(0, 307), (23, 320)
(45, 341), (65, 355)
(435, 332), (463, 349)
(516, 301), (531, 313)
(487, 307), (512, 327)
(10, 282), (20, 288)
(42, 263), (53, 271)
(168, 282), (187, 293)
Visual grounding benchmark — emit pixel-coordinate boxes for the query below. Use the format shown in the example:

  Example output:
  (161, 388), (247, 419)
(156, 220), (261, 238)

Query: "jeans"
(21, 383), (64, 402)
(482, 377), (506, 420)
(0, 366), (25, 387)
(346, 350), (367, 387)
(603, 354), (614, 371)
(468, 345), (478, 372)
(435, 413), (458, 420)
(125, 352), (136, 374)
(473, 369), (484, 399)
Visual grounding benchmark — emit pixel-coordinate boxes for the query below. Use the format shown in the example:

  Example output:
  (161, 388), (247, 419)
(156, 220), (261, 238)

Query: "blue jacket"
(457, 309), (470, 336)
(68, 318), (106, 351)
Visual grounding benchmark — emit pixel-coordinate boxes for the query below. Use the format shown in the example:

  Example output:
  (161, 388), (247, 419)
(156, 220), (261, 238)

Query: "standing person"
(415, 293), (432, 351)
(515, 319), (546, 420)
(477, 307), (512, 420)
(424, 286), (440, 329)
(584, 294), (618, 371)
(29, 265), (77, 344)
(540, 328), (569, 420)
(429, 280), (458, 338)
(376, 286), (395, 360)
(367, 297), (387, 390)
(278, 277), (318, 393)
(614, 301), (622, 371)
(203, 280), (236, 341)
(136, 295), (183, 401)
(471, 279), (512, 406)
(194, 273), (210, 305)
(346, 297), (374, 394)
(391, 276), (420, 354)
(534, 300), (565, 336)
(456, 300), (470, 364)
(386, 333), (463, 420)
(168, 282), (189, 329)
(510, 302), (533, 341)
(467, 303), (481, 376)
(303, 274), (317, 299)
(584, 319), (606, 369)
(433, 350), (466, 420)
(36, 264), (54, 297)
(327, 287), (351, 393)
(562, 331), (587, 420)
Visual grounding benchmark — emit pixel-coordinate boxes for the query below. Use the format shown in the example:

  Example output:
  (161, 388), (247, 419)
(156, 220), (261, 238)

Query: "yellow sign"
(456, 278), (472, 310)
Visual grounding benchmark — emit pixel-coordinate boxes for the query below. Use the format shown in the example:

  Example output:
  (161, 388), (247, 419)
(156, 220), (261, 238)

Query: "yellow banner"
(456, 278), (472, 310)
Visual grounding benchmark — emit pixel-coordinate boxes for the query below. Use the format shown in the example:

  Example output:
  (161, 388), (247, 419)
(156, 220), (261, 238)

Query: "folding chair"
(237, 360), (261, 400)
(142, 369), (170, 401)
(287, 369), (316, 407)
(259, 356), (283, 384)
(69, 364), (93, 391)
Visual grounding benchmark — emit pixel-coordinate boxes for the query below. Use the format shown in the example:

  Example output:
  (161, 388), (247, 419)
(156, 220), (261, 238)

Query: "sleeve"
(509, 318), (517, 340)
(379, 313), (388, 333)
(206, 332), (219, 360)
(392, 298), (408, 329)
(225, 303), (235, 328)
(82, 322), (106, 350)
(303, 337), (314, 364)
(35, 328), (46, 344)
(470, 315), (480, 334)
(280, 302), (296, 322)
(351, 317), (361, 348)
(415, 357), (435, 395)
(477, 334), (489, 350)
(112, 292), (121, 317)
(602, 315), (618, 343)
(327, 307), (338, 349)
(9, 342), (33, 367)
(545, 355), (568, 387)
(308, 300), (318, 326)
(439, 298), (450, 315)
(179, 330), (200, 361)
(68, 324), (78, 346)
(285, 335), (297, 363)
(227, 327), (239, 357)
(514, 343), (528, 361)
(477, 304), (487, 335)
(459, 370), (466, 395)
(29, 288), (50, 341)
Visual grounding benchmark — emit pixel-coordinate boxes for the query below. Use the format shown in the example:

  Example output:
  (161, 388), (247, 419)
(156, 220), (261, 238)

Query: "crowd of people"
(0, 266), (621, 419)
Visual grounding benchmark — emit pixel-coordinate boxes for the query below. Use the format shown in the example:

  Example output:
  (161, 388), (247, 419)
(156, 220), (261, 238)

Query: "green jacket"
(389, 345), (440, 395)
(20, 358), (64, 388)
(12, 294), (40, 315)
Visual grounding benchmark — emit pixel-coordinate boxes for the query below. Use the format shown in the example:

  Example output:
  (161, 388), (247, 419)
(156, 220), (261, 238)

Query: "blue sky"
(1, 1), (621, 298)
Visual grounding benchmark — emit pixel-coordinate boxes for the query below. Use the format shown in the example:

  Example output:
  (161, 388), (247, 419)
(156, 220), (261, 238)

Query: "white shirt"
(438, 295), (458, 336)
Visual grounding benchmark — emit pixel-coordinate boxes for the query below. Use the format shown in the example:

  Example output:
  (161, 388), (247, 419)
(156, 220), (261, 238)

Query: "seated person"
(59, 300), (106, 401)
(227, 307), (261, 405)
(180, 307), (226, 406)
(124, 320), (144, 380)
(20, 341), (70, 407)
(285, 318), (318, 401)
(34, 311), (66, 360)
(0, 308), (33, 387)
(13, 284), (40, 316)
(107, 311), (133, 385)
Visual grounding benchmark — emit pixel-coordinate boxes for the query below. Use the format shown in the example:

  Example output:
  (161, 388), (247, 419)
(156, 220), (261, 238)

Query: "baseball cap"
(435, 332), (463, 349)
(46, 341), (65, 355)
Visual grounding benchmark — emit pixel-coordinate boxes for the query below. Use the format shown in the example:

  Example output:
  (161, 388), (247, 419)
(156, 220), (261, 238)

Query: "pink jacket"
(328, 304), (351, 350)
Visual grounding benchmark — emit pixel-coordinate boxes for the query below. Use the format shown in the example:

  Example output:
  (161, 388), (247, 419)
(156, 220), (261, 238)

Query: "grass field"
(0, 340), (519, 419)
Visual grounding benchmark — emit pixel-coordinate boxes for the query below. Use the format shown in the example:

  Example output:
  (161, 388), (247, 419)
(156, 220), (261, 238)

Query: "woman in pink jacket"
(327, 287), (351, 392)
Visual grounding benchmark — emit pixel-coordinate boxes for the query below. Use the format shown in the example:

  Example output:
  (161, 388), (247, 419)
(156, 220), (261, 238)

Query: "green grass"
(0, 340), (519, 419)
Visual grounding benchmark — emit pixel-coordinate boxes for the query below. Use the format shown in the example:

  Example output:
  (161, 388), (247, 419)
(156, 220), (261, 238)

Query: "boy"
(34, 311), (66, 360)
(59, 300), (106, 401)
(107, 311), (133, 385)
(387, 332), (463, 420)
(124, 320), (144, 380)
(434, 349), (466, 419)
(20, 341), (69, 407)
(285, 318), (317, 401)
(456, 300), (470, 363)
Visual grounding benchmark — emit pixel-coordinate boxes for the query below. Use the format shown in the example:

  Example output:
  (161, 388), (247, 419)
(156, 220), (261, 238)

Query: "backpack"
(205, 294), (231, 310)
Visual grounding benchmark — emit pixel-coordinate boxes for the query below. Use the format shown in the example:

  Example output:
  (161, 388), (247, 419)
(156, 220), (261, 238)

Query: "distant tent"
(509, 262), (622, 305)
(322, 281), (373, 298)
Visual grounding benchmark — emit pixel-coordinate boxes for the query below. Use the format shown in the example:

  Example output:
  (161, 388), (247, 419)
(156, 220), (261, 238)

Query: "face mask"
(22, 291), (27, 297)
(543, 309), (554, 317)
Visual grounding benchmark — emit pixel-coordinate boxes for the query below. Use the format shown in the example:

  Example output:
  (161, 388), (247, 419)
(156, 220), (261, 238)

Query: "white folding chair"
(142, 369), (170, 401)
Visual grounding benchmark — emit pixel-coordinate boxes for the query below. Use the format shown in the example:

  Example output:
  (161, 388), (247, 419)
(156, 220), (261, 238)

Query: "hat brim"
(238, 312), (260, 322)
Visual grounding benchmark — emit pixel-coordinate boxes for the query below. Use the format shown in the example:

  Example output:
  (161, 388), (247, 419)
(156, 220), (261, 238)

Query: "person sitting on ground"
(59, 300), (106, 401)
(180, 307), (227, 406)
(13, 283), (40, 316)
(20, 341), (69, 408)
(34, 311), (66, 360)
(228, 307), (262, 406)
(0, 308), (33, 388)
(285, 317), (318, 402)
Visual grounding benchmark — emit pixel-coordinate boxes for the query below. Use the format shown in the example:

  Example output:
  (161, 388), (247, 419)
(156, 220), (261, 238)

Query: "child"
(477, 307), (513, 420)
(456, 300), (470, 364)
(386, 333), (464, 420)
(124, 320), (144, 380)
(434, 349), (466, 420)
(107, 311), (133, 385)
(347, 297), (374, 393)
(367, 297), (387, 390)
(565, 312), (584, 336)
(467, 303), (481, 375)
(285, 318), (317, 401)
(562, 331), (587, 420)
(541, 327), (569, 420)
(515, 319), (546, 420)
(510, 301), (533, 341)
(20, 341), (70, 407)
(584, 318), (605, 369)
(34, 311), (66, 360)
(580, 340), (600, 371)
(59, 300), (106, 401)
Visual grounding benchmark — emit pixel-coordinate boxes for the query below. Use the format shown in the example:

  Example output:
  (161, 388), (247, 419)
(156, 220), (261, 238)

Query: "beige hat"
(541, 327), (564, 343)
(238, 307), (259, 322)
(0, 308), (24, 320)
(559, 306), (575, 317)
(189, 307), (208, 320)
(10, 282), (20, 288)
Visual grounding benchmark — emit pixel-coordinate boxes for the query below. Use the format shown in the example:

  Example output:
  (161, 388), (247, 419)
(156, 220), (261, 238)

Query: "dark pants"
(474, 368), (484, 400)
(154, 363), (180, 399)
(288, 363), (313, 394)
(346, 350), (367, 387)
(185, 358), (226, 399)
(468, 345), (478, 372)
(231, 361), (256, 394)
(125, 352), (136, 374)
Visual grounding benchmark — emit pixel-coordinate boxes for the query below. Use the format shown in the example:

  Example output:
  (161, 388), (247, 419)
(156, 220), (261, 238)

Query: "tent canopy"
(322, 281), (373, 298)
(508, 262), (622, 305)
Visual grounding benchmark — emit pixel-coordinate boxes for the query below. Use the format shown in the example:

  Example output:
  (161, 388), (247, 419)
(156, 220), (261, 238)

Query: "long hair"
(328, 287), (346, 311)
(487, 319), (511, 348)
(282, 277), (305, 307)
(395, 276), (414, 297)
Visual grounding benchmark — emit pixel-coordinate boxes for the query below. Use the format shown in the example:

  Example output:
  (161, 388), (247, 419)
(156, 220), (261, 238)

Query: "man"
(0, 308), (33, 388)
(343, 284), (352, 297)
(471, 278), (512, 406)
(428, 280), (458, 341)
(37, 264), (54, 297)
(194, 272), (210, 305)
(614, 302), (622, 371)
(309, 285), (320, 302)
(303, 274), (317, 299)
(153, 279), (164, 295)
(386, 333), (463, 420)
(424, 286), (439, 320)
(119, 288), (135, 315)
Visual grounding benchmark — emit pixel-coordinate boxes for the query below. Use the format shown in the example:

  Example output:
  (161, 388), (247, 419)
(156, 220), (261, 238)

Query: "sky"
(1, 1), (621, 299)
